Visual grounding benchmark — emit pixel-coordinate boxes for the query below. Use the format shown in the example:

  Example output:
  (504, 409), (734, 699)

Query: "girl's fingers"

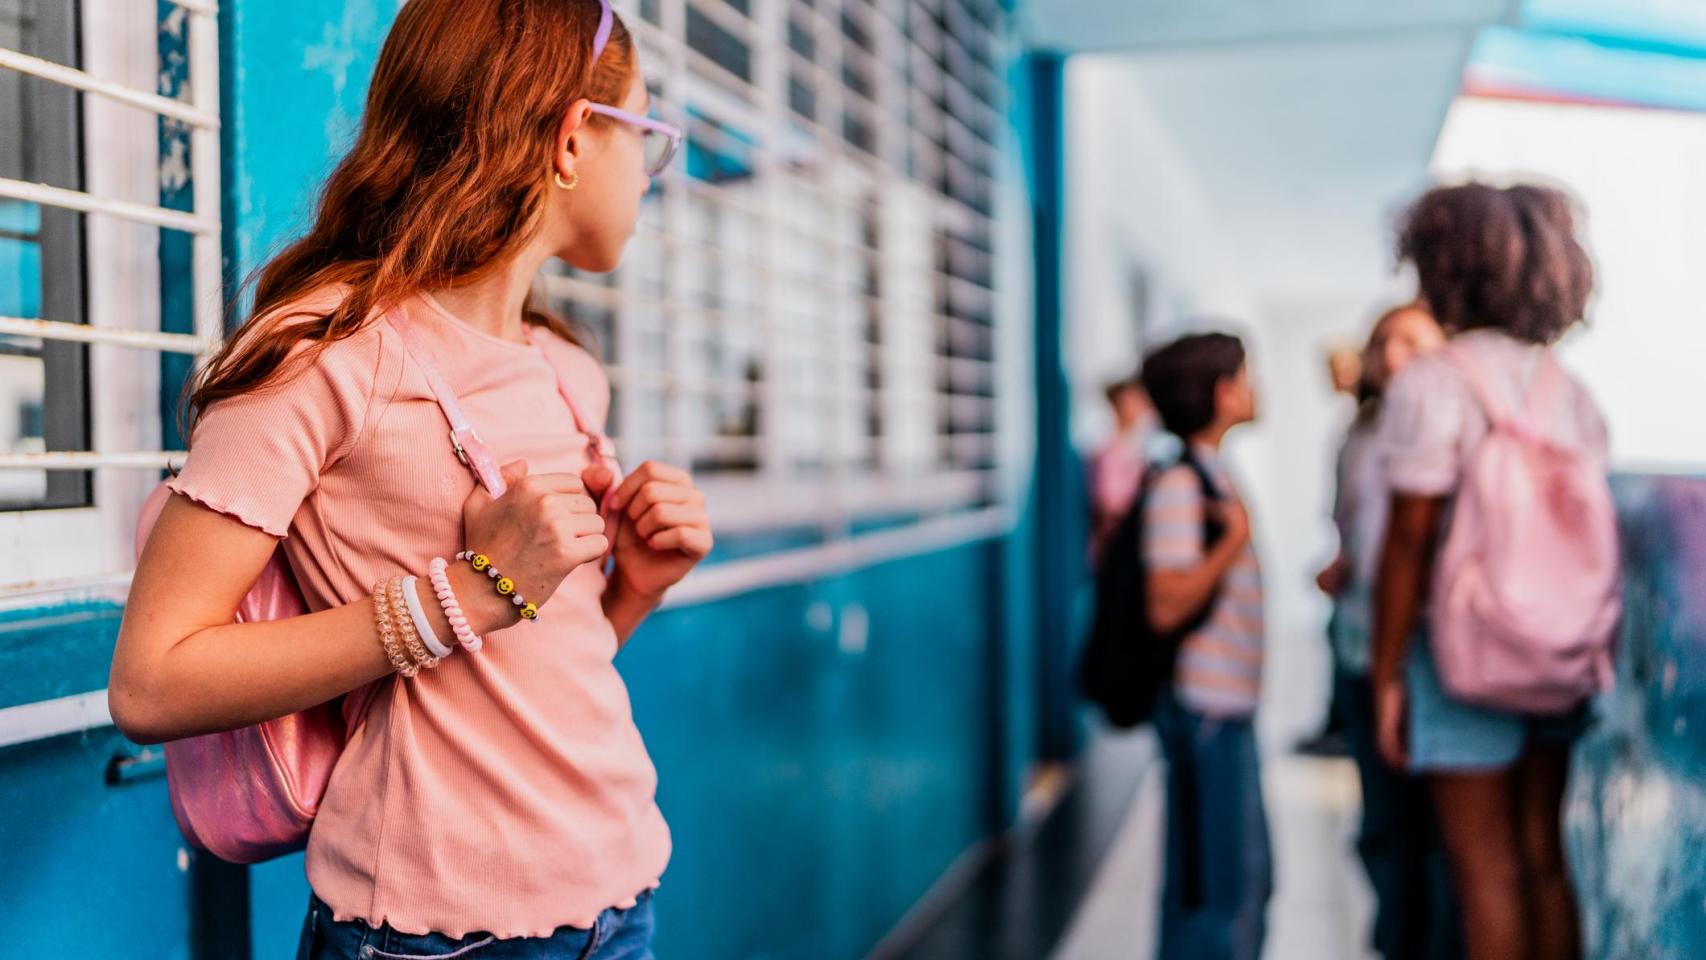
(542, 492), (599, 515)
(625, 481), (699, 521)
(606, 461), (694, 512)
(635, 503), (707, 540)
(647, 525), (713, 558)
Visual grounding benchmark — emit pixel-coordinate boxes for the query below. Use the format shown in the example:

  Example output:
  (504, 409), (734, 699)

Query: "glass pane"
(0, 337), (46, 508)
(0, 0), (90, 510)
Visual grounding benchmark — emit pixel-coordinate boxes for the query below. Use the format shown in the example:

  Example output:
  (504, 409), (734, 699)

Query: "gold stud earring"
(554, 171), (579, 191)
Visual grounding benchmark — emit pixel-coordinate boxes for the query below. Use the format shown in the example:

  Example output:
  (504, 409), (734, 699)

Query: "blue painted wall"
(1568, 475), (1706, 959)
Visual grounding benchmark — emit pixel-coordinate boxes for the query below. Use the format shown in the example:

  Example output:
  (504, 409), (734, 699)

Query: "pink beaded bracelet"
(428, 556), (482, 652)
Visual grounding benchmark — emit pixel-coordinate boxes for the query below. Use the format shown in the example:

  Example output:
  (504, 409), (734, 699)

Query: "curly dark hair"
(1397, 182), (1593, 345)
(1141, 332), (1246, 438)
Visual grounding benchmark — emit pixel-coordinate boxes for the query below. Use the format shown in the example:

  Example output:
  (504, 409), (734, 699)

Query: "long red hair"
(185, 0), (633, 432)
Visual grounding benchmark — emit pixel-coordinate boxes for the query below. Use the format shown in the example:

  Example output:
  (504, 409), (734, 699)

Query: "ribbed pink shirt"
(166, 291), (670, 938)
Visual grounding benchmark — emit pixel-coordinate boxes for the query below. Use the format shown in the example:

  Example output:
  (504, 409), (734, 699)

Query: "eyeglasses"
(587, 103), (682, 177)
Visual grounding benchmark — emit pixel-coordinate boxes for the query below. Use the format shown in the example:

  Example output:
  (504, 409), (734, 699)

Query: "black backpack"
(1079, 451), (1226, 728)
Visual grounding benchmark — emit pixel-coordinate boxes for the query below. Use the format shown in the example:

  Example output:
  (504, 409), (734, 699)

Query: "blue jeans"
(296, 891), (655, 960)
(1155, 697), (1272, 960)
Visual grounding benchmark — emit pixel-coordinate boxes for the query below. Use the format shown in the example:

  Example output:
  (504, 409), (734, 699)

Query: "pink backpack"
(134, 308), (618, 863)
(1430, 347), (1621, 713)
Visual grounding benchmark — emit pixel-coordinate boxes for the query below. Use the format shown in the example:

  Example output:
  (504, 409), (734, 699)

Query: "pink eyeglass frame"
(588, 0), (681, 177)
(586, 103), (682, 177)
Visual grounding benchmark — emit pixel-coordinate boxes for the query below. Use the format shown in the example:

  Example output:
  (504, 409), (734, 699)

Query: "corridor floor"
(1050, 739), (1378, 960)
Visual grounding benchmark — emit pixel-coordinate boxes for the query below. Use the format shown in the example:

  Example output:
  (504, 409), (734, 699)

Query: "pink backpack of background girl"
(1429, 347), (1621, 713)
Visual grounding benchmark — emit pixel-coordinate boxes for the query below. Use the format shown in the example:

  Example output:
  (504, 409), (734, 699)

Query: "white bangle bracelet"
(402, 575), (455, 659)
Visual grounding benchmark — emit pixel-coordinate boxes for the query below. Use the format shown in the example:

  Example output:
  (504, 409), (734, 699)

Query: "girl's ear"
(555, 99), (595, 180)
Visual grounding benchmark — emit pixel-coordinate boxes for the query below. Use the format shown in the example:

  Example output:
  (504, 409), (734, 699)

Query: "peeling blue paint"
(1568, 475), (1706, 958)
(221, 0), (399, 295)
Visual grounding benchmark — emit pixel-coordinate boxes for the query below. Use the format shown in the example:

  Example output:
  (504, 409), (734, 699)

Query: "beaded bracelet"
(372, 578), (418, 678)
(455, 551), (540, 622)
(389, 577), (440, 672)
(429, 556), (483, 652)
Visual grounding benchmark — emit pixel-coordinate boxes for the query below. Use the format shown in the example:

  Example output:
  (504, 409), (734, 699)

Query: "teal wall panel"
(1568, 475), (1706, 959)
(1, 730), (189, 959)
(620, 541), (1005, 960)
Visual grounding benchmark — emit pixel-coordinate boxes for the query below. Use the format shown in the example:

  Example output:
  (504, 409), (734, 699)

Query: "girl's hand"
(458, 460), (610, 632)
(1316, 554), (1351, 596)
(586, 460), (712, 602)
(1375, 674), (1410, 770)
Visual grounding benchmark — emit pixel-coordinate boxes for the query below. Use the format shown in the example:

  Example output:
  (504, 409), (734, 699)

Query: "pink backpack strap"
(520, 324), (621, 474)
(1446, 344), (1512, 428)
(1521, 349), (1568, 425)
(384, 308), (508, 498)
(1448, 343), (1574, 449)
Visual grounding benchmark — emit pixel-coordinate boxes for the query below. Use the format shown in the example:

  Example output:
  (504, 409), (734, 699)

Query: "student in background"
(1141, 333), (1270, 960)
(1319, 303), (1458, 960)
(1375, 183), (1611, 960)
(1089, 375), (1155, 564)
(1297, 343), (1370, 757)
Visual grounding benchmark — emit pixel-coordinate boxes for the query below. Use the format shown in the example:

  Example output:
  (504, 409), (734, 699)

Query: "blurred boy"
(1140, 333), (1271, 960)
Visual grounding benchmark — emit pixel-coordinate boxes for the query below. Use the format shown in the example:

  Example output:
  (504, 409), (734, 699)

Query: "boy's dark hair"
(1397, 182), (1592, 345)
(1140, 333), (1246, 438)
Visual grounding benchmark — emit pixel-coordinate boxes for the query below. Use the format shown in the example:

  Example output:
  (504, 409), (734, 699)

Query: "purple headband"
(592, 0), (614, 58)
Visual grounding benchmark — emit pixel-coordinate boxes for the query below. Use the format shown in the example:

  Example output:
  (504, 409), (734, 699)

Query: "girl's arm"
(603, 577), (663, 646)
(1370, 492), (1445, 766)
(111, 462), (605, 744)
(111, 497), (504, 743)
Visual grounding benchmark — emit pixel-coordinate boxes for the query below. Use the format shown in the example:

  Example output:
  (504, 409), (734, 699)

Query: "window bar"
(189, 2), (224, 343)
(6, 451), (184, 471)
(658, 0), (693, 472)
(0, 49), (219, 129)
(0, 178), (215, 235)
(0, 316), (209, 355)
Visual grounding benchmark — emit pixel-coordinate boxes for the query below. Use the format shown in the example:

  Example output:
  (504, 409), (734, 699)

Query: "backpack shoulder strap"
(1521, 349), (1569, 426)
(520, 324), (621, 472)
(1445, 344), (1513, 429)
(1178, 450), (1222, 502)
(384, 307), (508, 497)
(1176, 449), (1227, 549)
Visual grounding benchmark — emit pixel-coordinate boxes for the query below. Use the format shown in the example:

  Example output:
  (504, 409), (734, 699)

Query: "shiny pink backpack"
(135, 308), (618, 863)
(135, 483), (363, 864)
(1430, 348), (1621, 713)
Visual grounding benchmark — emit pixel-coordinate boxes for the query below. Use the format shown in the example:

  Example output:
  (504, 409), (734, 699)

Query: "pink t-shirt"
(166, 291), (670, 938)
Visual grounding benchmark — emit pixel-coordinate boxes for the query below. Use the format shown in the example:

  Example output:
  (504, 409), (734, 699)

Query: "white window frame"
(0, 0), (220, 602)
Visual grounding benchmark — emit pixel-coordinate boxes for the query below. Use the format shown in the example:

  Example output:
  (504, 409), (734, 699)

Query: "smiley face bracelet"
(455, 551), (541, 622)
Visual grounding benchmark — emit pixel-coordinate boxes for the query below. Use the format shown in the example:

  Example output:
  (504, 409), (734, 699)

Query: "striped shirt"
(1143, 448), (1266, 718)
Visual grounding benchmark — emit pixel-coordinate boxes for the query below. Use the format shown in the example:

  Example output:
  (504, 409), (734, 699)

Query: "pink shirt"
(1088, 428), (1148, 563)
(166, 291), (670, 938)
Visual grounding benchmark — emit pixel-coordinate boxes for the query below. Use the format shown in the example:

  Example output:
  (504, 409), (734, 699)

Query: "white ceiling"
(1049, 1), (1520, 302)
(1023, 0), (1517, 55)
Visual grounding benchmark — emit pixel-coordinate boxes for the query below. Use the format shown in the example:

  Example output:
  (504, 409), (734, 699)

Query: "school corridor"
(4, 0), (1706, 958)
